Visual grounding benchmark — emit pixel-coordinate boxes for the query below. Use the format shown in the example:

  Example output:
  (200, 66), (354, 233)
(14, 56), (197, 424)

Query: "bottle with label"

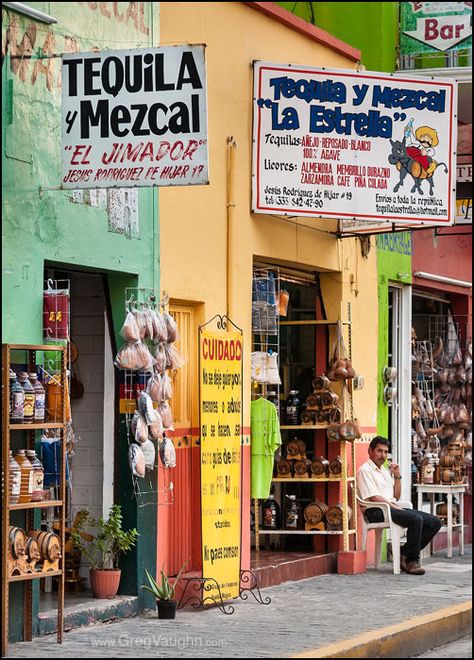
(8, 450), (21, 504)
(29, 373), (46, 423)
(10, 371), (25, 424)
(18, 372), (35, 424)
(262, 494), (280, 530)
(285, 390), (301, 425)
(284, 494), (301, 530)
(26, 450), (44, 501)
(14, 449), (34, 503)
(423, 453), (435, 484)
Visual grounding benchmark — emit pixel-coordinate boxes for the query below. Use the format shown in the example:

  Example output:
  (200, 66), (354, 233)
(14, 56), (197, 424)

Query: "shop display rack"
(253, 310), (357, 553)
(2, 344), (67, 656)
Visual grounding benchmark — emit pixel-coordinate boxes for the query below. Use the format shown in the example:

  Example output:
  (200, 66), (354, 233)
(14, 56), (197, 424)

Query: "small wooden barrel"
(9, 526), (26, 559)
(304, 501), (328, 525)
(276, 459), (292, 478)
(312, 376), (330, 391)
(328, 456), (342, 476)
(287, 439), (305, 457)
(436, 502), (459, 522)
(305, 393), (319, 409)
(301, 410), (316, 424)
(326, 504), (353, 528)
(440, 452), (457, 468)
(320, 391), (339, 408)
(25, 536), (41, 563)
(293, 459), (310, 478)
(28, 531), (61, 561)
(310, 457), (329, 478)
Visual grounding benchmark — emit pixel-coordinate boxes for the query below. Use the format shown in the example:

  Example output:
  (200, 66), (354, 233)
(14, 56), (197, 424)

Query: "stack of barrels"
(301, 376), (341, 426)
(8, 526), (61, 576)
(303, 501), (353, 531)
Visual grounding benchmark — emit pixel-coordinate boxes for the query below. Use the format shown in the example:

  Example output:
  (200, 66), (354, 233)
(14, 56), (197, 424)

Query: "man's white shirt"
(357, 458), (396, 503)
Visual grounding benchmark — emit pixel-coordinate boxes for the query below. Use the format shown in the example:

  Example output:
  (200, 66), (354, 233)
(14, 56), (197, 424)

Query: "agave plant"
(141, 559), (189, 601)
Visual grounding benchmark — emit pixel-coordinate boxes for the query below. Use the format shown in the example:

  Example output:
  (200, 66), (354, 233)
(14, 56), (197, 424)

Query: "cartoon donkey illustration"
(388, 136), (448, 196)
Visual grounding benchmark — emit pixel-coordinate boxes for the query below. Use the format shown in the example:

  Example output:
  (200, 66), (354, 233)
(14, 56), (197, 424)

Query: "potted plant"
(71, 504), (138, 599)
(141, 559), (189, 619)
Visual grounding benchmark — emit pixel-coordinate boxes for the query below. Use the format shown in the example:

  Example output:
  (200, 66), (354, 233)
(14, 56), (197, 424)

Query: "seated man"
(357, 436), (441, 575)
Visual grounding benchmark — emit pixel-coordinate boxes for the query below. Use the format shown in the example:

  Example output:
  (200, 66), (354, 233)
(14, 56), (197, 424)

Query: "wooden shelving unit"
(2, 344), (67, 656)
(254, 315), (357, 553)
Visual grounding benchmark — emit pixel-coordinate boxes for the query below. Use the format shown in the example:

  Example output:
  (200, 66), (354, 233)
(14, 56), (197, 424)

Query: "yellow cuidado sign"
(200, 329), (242, 601)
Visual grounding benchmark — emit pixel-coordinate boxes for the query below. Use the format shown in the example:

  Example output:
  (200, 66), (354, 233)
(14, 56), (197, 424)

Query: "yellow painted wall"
(160, 1), (378, 434)
(159, 3), (379, 571)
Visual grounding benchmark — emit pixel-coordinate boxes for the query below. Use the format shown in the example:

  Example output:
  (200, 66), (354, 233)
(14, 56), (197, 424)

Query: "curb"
(291, 600), (472, 658)
(37, 596), (140, 637)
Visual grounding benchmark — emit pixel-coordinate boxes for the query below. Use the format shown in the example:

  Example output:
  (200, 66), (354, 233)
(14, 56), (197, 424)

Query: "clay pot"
(455, 366), (467, 383)
(326, 424), (341, 442)
(432, 337), (444, 361)
(90, 569), (121, 599)
(345, 359), (356, 379)
(339, 420), (360, 441)
(334, 365), (349, 380)
(438, 369), (449, 385)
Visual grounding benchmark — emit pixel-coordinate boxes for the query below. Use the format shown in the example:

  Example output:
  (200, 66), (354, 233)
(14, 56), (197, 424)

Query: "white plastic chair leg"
(362, 526), (368, 551)
(374, 529), (383, 569)
(391, 526), (401, 575)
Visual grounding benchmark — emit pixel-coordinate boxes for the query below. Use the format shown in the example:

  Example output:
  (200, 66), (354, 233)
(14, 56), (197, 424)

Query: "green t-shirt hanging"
(250, 397), (281, 499)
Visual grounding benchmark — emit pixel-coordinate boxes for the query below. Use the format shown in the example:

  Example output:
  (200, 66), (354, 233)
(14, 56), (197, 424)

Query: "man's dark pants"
(364, 507), (442, 563)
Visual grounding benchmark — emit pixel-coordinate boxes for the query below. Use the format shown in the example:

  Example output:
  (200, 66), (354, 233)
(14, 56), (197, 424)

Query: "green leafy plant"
(141, 559), (189, 601)
(71, 504), (139, 570)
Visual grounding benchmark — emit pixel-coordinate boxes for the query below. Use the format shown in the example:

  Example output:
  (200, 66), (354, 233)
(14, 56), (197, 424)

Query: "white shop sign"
(252, 62), (457, 226)
(62, 45), (208, 189)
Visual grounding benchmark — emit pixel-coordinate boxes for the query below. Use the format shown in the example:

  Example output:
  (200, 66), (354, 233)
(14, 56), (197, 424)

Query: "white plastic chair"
(357, 495), (413, 575)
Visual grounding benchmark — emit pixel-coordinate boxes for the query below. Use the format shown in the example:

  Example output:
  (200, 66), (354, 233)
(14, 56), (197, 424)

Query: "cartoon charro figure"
(388, 120), (447, 196)
(404, 119), (438, 175)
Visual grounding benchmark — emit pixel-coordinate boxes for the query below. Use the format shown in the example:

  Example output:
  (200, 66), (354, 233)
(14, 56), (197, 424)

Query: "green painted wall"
(376, 232), (412, 436)
(2, 2), (160, 639)
(2, 2), (160, 346)
(278, 2), (399, 72)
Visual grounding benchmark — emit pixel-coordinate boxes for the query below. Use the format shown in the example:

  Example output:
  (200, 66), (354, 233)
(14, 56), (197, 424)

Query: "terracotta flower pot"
(90, 569), (121, 599)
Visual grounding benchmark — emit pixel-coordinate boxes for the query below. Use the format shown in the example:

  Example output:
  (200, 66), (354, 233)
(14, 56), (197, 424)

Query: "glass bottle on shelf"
(284, 494), (301, 530)
(14, 449), (34, 503)
(29, 372), (46, 423)
(262, 494), (280, 530)
(18, 372), (35, 424)
(285, 390), (301, 425)
(8, 450), (21, 504)
(26, 449), (44, 502)
(9, 370), (25, 424)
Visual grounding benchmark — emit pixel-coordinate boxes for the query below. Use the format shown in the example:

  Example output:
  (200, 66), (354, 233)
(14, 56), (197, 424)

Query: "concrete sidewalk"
(6, 546), (472, 658)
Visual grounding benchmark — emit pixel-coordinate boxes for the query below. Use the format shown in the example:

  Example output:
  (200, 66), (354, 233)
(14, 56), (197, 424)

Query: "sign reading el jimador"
(200, 330), (242, 601)
(252, 62), (457, 225)
(62, 45), (208, 189)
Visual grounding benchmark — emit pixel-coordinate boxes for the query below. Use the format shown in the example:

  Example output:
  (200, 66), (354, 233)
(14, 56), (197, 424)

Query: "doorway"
(40, 267), (116, 608)
(388, 285), (412, 501)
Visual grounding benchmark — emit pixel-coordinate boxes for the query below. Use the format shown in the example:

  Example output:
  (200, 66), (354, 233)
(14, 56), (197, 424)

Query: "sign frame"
(199, 315), (243, 606)
(61, 44), (208, 189)
(252, 62), (457, 226)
